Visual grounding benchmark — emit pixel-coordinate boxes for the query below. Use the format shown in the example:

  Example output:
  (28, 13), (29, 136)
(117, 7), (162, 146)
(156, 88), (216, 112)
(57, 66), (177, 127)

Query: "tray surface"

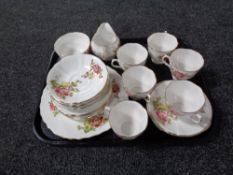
(33, 38), (213, 146)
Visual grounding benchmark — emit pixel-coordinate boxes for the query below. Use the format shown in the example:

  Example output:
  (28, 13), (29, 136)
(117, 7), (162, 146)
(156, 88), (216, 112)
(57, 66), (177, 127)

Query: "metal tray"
(33, 38), (213, 146)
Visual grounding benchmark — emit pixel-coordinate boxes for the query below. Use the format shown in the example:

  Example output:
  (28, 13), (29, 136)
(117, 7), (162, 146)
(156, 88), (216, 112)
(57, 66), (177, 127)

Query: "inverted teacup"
(54, 32), (90, 58)
(165, 80), (206, 123)
(162, 48), (204, 80)
(147, 32), (178, 64)
(122, 66), (157, 99)
(108, 100), (148, 140)
(111, 43), (148, 70)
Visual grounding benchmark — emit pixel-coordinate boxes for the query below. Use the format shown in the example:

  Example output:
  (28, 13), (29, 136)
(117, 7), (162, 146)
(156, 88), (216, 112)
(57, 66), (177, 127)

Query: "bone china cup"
(162, 48), (204, 80)
(122, 66), (157, 99)
(54, 32), (90, 58)
(147, 32), (178, 64)
(165, 80), (206, 123)
(111, 43), (148, 70)
(109, 101), (148, 140)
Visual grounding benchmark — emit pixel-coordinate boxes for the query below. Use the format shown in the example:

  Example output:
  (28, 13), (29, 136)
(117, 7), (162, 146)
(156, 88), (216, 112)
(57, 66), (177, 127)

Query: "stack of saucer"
(46, 54), (112, 121)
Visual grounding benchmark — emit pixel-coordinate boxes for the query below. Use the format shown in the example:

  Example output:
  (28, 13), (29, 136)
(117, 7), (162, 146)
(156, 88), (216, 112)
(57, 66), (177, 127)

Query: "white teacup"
(54, 32), (90, 58)
(147, 32), (178, 64)
(162, 48), (204, 80)
(108, 100), (148, 140)
(165, 80), (206, 123)
(122, 66), (157, 99)
(111, 43), (148, 70)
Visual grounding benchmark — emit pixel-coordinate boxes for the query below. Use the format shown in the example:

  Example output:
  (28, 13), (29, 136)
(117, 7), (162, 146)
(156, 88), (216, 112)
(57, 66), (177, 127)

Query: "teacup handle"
(161, 55), (172, 68)
(103, 106), (111, 119)
(144, 94), (151, 103)
(111, 59), (122, 69)
(190, 111), (207, 124)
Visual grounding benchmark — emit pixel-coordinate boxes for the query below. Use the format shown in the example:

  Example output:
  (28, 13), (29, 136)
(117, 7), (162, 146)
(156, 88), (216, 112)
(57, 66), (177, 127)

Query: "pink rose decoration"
(90, 116), (104, 128)
(175, 70), (186, 79)
(55, 87), (70, 97)
(170, 108), (179, 116)
(155, 110), (169, 124)
(92, 64), (102, 74)
(112, 83), (120, 93)
(49, 102), (56, 111)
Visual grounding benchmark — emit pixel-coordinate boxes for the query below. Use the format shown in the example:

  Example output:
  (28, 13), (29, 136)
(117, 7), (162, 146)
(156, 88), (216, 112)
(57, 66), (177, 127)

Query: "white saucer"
(40, 66), (128, 140)
(47, 54), (108, 104)
(147, 80), (213, 137)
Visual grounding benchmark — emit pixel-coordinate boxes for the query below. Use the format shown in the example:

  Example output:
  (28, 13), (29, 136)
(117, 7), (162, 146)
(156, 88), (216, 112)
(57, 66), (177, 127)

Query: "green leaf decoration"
(91, 59), (94, 65)
(60, 82), (70, 87)
(77, 125), (83, 130)
(53, 111), (59, 117)
(71, 82), (77, 87)
(51, 80), (57, 88)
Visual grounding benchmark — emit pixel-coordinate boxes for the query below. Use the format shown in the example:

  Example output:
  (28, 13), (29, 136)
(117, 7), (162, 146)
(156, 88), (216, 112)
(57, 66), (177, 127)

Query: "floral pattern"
(49, 101), (59, 116)
(77, 115), (107, 133)
(125, 89), (134, 97)
(153, 97), (179, 124)
(51, 80), (81, 99)
(123, 64), (130, 70)
(112, 79), (120, 94)
(82, 59), (103, 79)
(171, 69), (187, 79)
(48, 101), (106, 132)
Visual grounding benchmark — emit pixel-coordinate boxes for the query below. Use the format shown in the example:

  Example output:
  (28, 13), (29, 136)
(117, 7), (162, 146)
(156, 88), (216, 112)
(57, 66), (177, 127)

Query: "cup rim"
(116, 43), (148, 65)
(122, 66), (157, 94)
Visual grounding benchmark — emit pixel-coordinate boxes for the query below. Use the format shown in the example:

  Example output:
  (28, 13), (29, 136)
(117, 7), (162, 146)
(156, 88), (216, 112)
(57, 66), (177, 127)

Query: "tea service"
(40, 22), (212, 140)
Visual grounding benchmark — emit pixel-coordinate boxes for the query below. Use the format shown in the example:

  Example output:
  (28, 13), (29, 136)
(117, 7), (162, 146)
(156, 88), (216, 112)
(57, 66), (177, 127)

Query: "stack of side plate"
(46, 54), (111, 121)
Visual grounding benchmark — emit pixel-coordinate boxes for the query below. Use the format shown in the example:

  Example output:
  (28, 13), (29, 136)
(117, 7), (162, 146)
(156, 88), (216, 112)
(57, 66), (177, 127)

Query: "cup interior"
(122, 66), (156, 94)
(165, 80), (205, 113)
(117, 43), (148, 65)
(170, 49), (204, 72)
(54, 32), (90, 57)
(147, 32), (178, 52)
(109, 101), (148, 138)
